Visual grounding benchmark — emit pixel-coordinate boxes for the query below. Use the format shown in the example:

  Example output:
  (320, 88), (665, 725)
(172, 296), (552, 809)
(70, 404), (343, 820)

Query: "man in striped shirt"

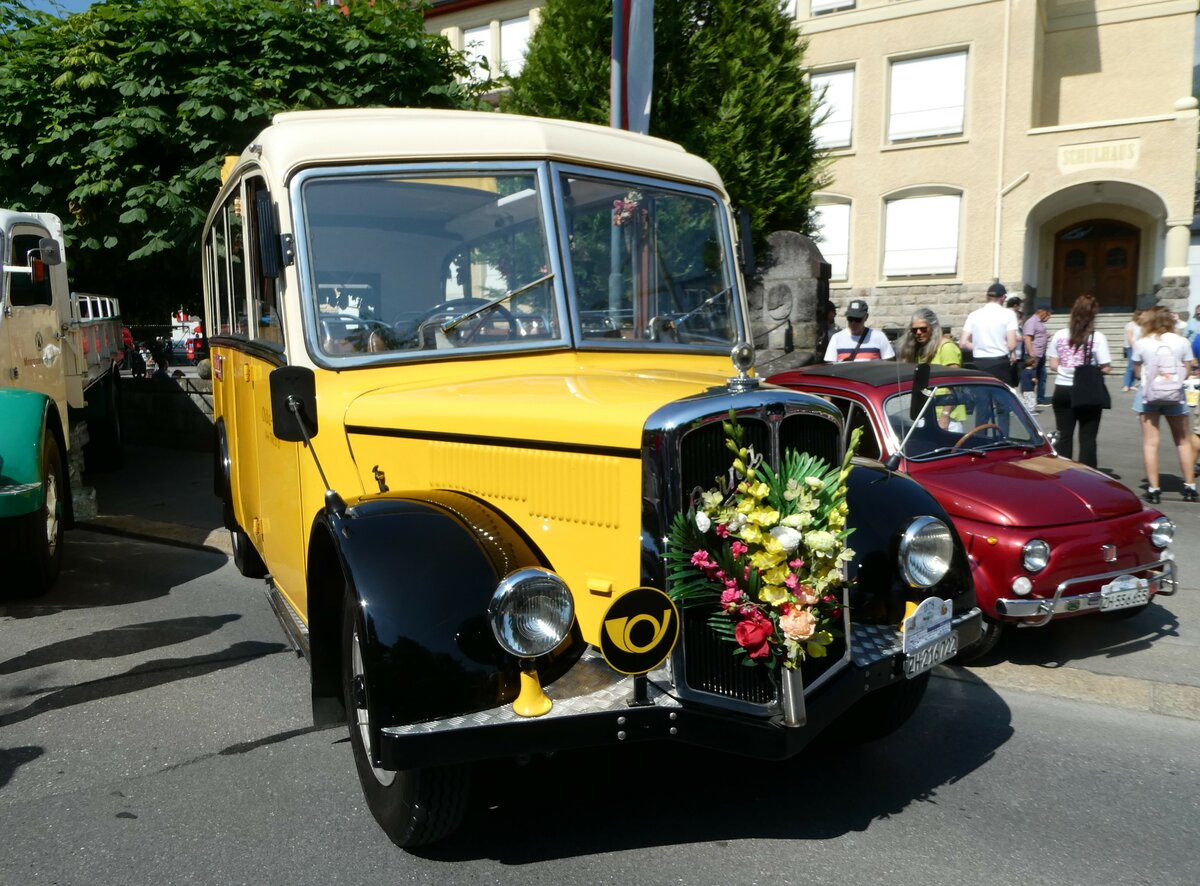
(824, 299), (895, 362)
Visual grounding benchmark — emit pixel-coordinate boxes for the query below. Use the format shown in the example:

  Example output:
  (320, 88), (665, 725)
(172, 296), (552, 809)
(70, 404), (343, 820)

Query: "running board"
(266, 580), (310, 659)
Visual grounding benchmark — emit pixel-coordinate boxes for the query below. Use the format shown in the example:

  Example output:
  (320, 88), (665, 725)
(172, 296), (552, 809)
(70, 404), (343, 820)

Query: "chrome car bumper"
(993, 558), (1176, 626)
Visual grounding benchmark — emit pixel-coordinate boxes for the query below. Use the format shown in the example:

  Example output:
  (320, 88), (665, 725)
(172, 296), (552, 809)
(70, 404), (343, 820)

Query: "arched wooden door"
(1052, 219), (1139, 310)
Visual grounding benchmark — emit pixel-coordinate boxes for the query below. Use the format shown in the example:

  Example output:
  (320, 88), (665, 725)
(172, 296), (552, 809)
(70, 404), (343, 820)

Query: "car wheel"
(1, 434), (65, 597)
(830, 673), (931, 744)
(952, 616), (1004, 664)
(230, 523), (268, 579)
(341, 589), (469, 848)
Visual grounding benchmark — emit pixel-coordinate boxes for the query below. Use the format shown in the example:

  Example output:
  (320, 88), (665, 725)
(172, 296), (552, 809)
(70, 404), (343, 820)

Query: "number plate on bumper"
(903, 633), (958, 679)
(1099, 574), (1151, 612)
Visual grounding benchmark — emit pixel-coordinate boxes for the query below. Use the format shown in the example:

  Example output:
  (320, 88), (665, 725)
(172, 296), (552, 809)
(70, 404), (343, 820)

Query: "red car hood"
(909, 454), (1143, 528)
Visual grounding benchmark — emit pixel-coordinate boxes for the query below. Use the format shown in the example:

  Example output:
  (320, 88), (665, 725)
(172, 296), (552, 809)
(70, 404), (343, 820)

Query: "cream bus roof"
(242, 108), (727, 194)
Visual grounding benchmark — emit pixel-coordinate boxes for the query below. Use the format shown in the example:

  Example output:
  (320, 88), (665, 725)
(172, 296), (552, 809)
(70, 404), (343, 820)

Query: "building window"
(813, 202), (850, 281)
(464, 16), (533, 78)
(500, 16), (531, 76)
(810, 0), (856, 14)
(464, 24), (493, 76)
(811, 68), (854, 150)
(888, 51), (967, 143)
(883, 193), (961, 277)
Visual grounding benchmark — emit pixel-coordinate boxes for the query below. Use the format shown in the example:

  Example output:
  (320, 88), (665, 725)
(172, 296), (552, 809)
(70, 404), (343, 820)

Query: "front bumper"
(378, 607), (982, 770)
(993, 558), (1176, 626)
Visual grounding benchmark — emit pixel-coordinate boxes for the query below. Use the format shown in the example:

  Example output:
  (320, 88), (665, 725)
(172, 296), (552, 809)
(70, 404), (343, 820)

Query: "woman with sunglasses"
(899, 308), (965, 430)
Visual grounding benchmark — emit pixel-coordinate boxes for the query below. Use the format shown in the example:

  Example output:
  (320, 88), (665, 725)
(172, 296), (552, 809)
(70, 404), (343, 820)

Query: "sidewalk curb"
(936, 660), (1200, 722)
(80, 516), (232, 556)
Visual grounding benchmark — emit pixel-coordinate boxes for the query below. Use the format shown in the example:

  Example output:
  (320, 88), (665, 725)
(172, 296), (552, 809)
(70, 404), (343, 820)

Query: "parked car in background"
(768, 362), (1178, 660)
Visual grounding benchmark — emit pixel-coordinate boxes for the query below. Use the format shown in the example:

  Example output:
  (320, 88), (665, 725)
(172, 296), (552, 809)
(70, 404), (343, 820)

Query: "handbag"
(1070, 336), (1111, 410)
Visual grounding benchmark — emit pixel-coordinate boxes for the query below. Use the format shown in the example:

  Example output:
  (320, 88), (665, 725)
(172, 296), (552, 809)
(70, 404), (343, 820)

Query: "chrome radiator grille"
(672, 409), (842, 709)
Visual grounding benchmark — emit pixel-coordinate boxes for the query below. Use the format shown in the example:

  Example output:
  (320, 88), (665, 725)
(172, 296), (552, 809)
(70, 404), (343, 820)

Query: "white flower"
(804, 529), (837, 554)
(695, 511), (712, 533)
(769, 525), (803, 554)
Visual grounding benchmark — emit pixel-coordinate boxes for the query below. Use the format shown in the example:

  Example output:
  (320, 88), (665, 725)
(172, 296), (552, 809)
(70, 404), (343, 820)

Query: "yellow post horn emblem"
(599, 587), (680, 675)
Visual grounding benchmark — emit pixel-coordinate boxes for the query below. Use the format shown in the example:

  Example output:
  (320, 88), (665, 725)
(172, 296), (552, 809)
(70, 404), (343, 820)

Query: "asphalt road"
(2, 531), (1199, 885)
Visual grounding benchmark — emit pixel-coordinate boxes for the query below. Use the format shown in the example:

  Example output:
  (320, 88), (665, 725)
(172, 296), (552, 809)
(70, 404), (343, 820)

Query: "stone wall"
(119, 375), (213, 451)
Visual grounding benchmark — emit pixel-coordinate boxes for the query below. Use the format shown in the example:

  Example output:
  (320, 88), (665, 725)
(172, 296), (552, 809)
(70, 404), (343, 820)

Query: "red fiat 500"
(768, 362), (1178, 660)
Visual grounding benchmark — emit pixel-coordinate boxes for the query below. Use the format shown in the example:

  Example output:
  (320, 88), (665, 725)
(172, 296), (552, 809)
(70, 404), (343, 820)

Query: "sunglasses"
(910, 326), (931, 333)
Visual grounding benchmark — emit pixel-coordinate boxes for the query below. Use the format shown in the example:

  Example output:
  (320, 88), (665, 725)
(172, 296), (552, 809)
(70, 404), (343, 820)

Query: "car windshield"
(299, 170), (560, 359)
(884, 382), (1044, 461)
(296, 166), (740, 362)
(560, 172), (738, 349)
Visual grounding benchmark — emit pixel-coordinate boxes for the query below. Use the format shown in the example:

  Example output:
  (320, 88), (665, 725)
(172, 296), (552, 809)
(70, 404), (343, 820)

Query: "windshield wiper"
(441, 272), (555, 333)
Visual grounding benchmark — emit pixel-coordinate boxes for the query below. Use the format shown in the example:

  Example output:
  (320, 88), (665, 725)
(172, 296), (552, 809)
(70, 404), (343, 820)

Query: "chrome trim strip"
(266, 581), (310, 659)
(994, 559), (1177, 625)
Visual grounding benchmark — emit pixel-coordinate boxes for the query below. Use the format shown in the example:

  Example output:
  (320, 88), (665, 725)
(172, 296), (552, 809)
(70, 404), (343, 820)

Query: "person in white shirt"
(824, 299), (895, 362)
(960, 283), (1019, 383)
(1131, 305), (1197, 503)
(1048, 293), (1111, 468)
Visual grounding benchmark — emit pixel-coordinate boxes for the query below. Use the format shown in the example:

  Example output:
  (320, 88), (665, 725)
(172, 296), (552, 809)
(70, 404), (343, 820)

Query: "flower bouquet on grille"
(666, 413), (860, 670)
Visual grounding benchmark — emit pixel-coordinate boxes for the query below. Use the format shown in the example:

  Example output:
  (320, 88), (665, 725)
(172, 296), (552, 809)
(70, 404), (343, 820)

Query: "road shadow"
(0, 614), (241, 676)
(0, 640), (286, 730)
(965, 599), (1181, 670)
(0, 745), (44, 791)
(415, 672), (1012, 863)
(0, 531), (225, 619)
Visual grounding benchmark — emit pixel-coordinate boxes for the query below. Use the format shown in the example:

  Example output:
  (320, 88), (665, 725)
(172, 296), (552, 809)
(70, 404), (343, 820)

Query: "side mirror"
(269, 366), (318, 442)
(909, 362), (931, 420)
(37, 238), (62, 267)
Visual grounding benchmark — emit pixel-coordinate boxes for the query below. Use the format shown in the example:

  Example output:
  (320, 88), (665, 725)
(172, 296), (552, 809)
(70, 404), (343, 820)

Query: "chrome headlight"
(488, 568), (575, 659)
(1150, 516), (1175, 549)
(899, 516), (954, 588)
(1022, 539), (1051, 573)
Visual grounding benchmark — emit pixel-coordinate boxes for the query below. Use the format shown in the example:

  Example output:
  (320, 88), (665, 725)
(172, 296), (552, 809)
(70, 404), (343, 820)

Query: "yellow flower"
(750, 549), (785, 571)
(739, 524), (763, 544)
(748, 507), (780, 527)
(758, 584), (789, 606)
(701, 490), (723, 510)
(762, 564), (790, 585)
(805, 476), (824, 490)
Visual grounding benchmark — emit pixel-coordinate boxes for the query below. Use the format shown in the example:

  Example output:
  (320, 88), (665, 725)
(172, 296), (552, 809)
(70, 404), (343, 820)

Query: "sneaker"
(1144, 488), (1161, 504)
(1184, 486), (1198, 503)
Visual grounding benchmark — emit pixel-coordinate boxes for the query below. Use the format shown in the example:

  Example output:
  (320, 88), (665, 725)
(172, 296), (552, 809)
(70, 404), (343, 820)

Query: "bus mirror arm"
(269, 365), (347, 519)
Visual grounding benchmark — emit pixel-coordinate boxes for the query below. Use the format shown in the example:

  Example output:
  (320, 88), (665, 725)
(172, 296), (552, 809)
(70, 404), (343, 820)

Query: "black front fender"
(844, 459), (974, 625)
(307, 490), (585, 732)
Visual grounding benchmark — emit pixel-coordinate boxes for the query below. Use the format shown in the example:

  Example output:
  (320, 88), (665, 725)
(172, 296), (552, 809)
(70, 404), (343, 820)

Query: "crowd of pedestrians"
(816, 290), (1200, 501)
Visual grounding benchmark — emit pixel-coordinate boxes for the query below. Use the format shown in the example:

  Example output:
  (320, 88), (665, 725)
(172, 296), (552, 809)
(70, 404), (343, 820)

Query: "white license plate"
(903, 633), (958, 679)
(1099, 584), (1150, 611)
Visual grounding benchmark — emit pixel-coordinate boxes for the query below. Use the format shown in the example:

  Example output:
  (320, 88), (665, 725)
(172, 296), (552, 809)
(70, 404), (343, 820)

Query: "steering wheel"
(954, 423), (1002, 449)
(413, 298), (518, 347)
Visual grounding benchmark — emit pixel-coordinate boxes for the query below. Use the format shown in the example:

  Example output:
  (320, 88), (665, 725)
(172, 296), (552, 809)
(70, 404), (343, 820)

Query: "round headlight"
(488, 568), (575, 659)
(899, 516), (954, 588)
(1011, 576), (1033, 596)
(1022, 539), (1051, 573)
(1150, 516), (1175, 549)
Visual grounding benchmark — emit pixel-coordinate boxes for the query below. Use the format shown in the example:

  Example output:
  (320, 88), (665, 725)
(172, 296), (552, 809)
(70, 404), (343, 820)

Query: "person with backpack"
(1132, 305), (1198, 503)
(1048, 293), (1111, 468)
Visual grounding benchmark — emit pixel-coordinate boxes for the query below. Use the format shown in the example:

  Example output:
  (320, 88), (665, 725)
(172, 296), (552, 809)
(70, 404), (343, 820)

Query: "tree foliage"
(503, 0), (826, 252)
(0, 0), (478, 320)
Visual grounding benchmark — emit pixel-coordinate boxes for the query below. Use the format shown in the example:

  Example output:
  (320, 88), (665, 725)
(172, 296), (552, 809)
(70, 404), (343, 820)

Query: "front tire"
(341, 590), (468, 848)
(952, 616), (1004, 663)
(1, 434), (65, 597)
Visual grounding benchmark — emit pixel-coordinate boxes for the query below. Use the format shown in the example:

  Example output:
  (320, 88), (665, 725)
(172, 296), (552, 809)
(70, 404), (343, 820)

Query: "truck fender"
(305, 490), (585, 732)
(843, 459), (973, 625)
(0, 389), (69, 523)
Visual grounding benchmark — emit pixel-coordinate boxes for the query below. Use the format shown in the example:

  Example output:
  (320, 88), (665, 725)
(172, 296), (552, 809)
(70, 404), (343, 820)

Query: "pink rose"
(714, 524), (730, 538)
(734, 611), (774, 659)
(731, 540), (748, 558)
(779, 608), (817, 641)
(691, 550), (711, 568)
(784, 572), (799, 590)
(720, 587), (743, 609)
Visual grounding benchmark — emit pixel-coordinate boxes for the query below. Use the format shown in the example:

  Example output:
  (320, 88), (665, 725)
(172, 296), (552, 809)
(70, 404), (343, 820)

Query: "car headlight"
(1022, 539), (1051, 573)
(488, 568), (575, 659)
(1150, 516), (1175, 549)
(899, 516), (954, 588)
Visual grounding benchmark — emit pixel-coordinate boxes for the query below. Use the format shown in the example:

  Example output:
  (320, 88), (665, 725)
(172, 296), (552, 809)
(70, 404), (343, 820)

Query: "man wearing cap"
(824, 299), (895, 362)
(1023, 301), (1052, 405)
(960, 283), (1019, 382)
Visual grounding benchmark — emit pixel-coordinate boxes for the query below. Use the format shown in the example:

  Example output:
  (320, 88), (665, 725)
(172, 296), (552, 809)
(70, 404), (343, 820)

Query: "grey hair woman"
(898, 307), (943, 363)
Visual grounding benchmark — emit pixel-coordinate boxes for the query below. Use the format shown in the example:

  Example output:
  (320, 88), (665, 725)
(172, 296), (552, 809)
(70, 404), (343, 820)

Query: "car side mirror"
(269, 366), (318, 442)
(37, 238), (62, 267)
(909, 363), (931, 420)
